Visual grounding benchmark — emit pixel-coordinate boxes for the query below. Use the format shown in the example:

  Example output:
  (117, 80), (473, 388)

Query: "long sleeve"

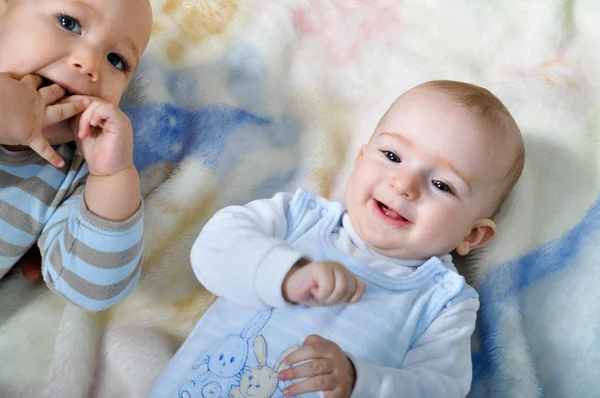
(0, 144), (143, 311)
(349, 297), (479, 398)
(39, 176), (144, 312)
(191, 192), (304, 308)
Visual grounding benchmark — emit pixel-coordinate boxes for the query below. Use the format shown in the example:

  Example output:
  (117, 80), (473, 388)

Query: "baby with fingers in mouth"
(150, 80), (525, 398)
(0, 0), (152, 311)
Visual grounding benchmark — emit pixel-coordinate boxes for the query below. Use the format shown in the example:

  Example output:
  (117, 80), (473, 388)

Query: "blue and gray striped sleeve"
(0, 146), (78, 277)
(39, 168), (144, 312)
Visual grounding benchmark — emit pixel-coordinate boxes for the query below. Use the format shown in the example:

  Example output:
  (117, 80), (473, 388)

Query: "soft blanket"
(1, 1), (599, 397)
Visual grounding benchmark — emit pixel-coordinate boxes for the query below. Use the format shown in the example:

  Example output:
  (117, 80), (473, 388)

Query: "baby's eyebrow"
(73, 0), (103, 21)
(377, 132), (472, 193)
(122, 37), (140, 60)
(433, 154), (472, 193)
(377, 132), (414, 149)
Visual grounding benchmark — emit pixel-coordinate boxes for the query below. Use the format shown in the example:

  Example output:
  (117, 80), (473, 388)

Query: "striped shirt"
(0, 143), (143, 311)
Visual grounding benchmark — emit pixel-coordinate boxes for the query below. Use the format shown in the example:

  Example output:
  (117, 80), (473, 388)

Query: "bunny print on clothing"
(230, 335), (299, 398)
(149, 190), (479, 398)
(178, 310), (274, 398)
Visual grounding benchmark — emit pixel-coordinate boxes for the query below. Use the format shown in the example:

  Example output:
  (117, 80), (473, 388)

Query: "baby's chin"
(365, 241), (425, 260)
(366, 238), (450, 260)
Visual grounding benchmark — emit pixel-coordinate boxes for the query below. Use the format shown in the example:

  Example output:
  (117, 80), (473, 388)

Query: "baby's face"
(346, 88), (505, 259)
(0, 0), (152, 105)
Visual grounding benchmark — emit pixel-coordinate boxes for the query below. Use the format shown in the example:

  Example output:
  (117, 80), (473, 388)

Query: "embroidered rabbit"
(229, 335), (299, 398)
(178, 309), (273, 398)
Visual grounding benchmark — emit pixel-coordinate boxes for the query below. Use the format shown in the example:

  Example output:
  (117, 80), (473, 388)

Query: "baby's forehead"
(373, 117), (513, 184)
(73, 0), (152, 35)
(94, 0), (152, 52)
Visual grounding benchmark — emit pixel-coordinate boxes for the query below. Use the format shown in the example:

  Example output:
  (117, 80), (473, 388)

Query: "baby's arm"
(39, 170), (143, 312)
(350, 298), (479, 398)
(76, 100), (141, 222)
(281, 297), (478, 397)
(191, 192), (305, 308)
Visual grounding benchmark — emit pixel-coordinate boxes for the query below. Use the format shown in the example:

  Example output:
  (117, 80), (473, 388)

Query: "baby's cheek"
(421, 208), (456, 237)
(108, 81), (131, 105)
(91, 81), (121, 106)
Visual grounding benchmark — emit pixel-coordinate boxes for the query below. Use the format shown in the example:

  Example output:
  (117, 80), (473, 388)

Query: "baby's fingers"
(283, 375), (338, 397)
(44, 97), (90, 127)
(325, 268), (353, 305)
(89, 102), (126, 131)
(20, 74), (43, 89)
(27, 134), (64, 168)
(284, 335), (326, 366)
(278, 358), (334, 381)
(78, 101), (103, 140)
(39, 84), (67, 105)
(309, 266), (335, 305)
(320, 267), (359, 306)
(348, 277), (366, 303)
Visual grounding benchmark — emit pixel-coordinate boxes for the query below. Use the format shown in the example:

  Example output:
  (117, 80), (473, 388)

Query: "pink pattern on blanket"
(292, 0), (403, 65)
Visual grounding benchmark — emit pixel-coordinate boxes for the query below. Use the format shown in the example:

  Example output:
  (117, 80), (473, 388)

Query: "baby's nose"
(69, 50), (101, 82)
(390, 173), (420, 200)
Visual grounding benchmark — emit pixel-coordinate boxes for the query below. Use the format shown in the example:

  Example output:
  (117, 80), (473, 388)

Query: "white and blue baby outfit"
(150, 190), (479, 398)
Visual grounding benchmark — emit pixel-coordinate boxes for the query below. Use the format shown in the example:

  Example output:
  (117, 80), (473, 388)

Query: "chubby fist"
(282, 260), (366, 306)
(72, 98), (134, 177)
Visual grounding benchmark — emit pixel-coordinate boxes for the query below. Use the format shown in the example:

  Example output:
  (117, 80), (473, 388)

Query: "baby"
(150, 80), (525, 398)
(0, 0), (152, 311)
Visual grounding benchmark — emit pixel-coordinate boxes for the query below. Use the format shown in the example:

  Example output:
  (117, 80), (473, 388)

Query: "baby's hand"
(282, 260), (365, 306)
(278, 334), (356, 398)
(19, 246), (42, 281)
(75, 99), (134, 176)
(0, 73), (89, 167)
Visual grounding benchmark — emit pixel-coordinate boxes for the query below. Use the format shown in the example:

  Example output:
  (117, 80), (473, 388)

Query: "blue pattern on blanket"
(123, 44), (301, 183)
(470, 195), (600, 397)
(124, 103), (270, 172)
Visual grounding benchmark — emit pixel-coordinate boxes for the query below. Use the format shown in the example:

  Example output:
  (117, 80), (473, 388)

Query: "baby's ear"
(455, 218), (497, 256)
(354, 145), (367, 165)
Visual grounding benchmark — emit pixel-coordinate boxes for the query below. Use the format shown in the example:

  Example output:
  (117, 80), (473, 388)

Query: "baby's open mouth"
(40, 76), (75, 96)
(376, 200), (409, 223)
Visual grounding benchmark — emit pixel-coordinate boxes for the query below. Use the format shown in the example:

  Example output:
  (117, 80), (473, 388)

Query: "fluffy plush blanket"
(1, 1), (599, 397)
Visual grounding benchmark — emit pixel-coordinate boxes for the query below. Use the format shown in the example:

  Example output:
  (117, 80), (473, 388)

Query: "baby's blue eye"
(249, 376), (253, 381)
(58, 15), (81, 34)
(107, 53), (128, 72)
